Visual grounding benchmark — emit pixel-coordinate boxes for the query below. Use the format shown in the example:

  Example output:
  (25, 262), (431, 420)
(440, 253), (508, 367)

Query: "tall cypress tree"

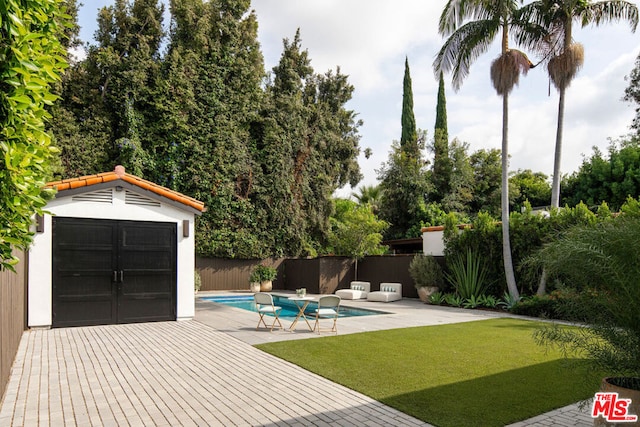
(378, 57), (431, 239)
(400, 57), (419, 158)
(433, 71), (451, 202)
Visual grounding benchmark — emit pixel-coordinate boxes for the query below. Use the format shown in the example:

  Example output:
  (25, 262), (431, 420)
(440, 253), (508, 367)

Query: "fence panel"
(284, 257), (353, 294)
(0, 249), (26, 403)
(357, 255), (418, 298)
(196, 255), (427, 298)
(196, 257), (286, 291)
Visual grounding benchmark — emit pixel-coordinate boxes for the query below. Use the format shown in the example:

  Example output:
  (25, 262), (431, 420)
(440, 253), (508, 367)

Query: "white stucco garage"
(28, 165), (205, 328)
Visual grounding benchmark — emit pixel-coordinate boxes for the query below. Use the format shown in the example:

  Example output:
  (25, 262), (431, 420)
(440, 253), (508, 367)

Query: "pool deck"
(196, 290), (522, 345)
(0, 291), (595, 426)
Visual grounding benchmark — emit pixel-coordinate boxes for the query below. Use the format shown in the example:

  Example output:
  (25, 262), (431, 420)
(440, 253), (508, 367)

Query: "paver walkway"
(0, 321), (429, 426)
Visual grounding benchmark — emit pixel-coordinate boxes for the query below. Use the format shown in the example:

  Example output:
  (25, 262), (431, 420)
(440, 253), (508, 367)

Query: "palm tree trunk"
(536, 269), (547, 296)
(501, 92), (519, 300)
(550, 87), (566, 208)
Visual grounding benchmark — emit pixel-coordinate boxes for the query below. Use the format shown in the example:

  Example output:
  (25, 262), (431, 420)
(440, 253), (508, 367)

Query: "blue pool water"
(200, 294), (387, 320)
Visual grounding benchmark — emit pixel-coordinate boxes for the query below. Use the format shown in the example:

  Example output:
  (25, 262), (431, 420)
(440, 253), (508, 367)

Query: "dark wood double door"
(52, 217), (177, 327)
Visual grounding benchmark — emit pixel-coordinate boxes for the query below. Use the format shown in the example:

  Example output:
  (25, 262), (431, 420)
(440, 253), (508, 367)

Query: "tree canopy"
(49, 1), (362, 259)
(562, 138), (640, 211)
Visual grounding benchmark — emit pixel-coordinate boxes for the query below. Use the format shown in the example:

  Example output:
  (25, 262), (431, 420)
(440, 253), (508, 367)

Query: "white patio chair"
(254, 292), (283, 331)
(313, 295), (341, 334)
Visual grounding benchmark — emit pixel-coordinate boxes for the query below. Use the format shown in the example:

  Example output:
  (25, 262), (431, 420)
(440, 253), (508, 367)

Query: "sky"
(76, 1), (640, 198)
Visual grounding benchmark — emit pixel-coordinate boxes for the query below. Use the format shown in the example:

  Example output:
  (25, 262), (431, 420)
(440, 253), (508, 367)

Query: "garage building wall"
(29, 187), (196, 328)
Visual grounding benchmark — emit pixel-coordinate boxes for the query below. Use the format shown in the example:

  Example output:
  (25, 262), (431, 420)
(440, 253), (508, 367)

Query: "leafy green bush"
(409, 254), (444, 289)
(443, 202), (601, 298)
(511, 295), (562, 319)
(249, 264), (277, 283)
(0, 0), (68, 270)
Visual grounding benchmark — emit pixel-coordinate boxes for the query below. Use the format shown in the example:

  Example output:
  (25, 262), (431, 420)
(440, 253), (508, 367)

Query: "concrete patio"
(0, 292), (595, 426)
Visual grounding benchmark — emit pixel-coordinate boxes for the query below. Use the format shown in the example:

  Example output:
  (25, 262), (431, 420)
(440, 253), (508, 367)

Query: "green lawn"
(255, 318), (601, 427)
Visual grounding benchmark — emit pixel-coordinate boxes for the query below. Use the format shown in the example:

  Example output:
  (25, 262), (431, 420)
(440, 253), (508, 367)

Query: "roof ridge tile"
(46, 166), (205, 212)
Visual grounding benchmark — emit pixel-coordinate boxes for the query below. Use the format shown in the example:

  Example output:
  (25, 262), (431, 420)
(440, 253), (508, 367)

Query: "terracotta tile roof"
(46, 165), (206, 212)
(420, 224), (472, 233)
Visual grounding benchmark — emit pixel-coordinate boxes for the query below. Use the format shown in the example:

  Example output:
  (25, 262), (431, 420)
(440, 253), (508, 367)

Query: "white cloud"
(253, 0), (446, 93)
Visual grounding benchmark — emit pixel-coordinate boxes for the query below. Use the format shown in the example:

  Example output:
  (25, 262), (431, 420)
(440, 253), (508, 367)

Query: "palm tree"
(434, 0), (545, 300)
(352, 185), (383, 215)
(521, 0), (638, 208)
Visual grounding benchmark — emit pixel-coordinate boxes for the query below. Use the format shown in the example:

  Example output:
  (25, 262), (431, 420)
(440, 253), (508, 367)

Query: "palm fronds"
(434, 19), (499, 90)
(547, 42), (584, 90)
(490, 49), (534, 95)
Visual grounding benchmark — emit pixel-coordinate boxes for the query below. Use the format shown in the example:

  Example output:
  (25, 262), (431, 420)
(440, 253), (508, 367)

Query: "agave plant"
(445, 248), (491, 300)
(429, 291), (446, 305)
(479, 294), (500, 309)
(444, 293), (464, 307)
(463, 295), (483, 309)
(498, 291), (521, 310)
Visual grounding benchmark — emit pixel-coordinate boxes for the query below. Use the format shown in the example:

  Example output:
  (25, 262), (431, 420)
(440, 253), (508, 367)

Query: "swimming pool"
(200, 294), (388, 320)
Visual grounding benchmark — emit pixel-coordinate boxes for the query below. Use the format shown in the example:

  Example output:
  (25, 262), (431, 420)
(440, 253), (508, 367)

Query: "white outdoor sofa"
(367, 282), (402, 303)
(335, 281), (371, 300)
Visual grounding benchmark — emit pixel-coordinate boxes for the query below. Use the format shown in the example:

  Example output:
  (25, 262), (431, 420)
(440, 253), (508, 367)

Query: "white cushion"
(367, 283), (402, 302)
(315, 308), (337, 316)
(258, 306), (281, 314)
(335, 289), (367, 300)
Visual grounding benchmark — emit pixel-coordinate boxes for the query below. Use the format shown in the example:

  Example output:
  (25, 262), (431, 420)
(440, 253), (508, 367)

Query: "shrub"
(510, 295), (561, 319)
(409, 254), (444, 289)
(250, 264), (277, 283)
(443, 202), (603, 298)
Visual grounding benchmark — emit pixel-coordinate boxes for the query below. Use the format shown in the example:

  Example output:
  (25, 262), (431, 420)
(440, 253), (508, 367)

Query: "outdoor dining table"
(287, 296), (315, 332)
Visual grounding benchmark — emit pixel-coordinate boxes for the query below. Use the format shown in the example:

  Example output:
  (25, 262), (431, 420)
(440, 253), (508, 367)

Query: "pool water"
(200, 294), (387, 320)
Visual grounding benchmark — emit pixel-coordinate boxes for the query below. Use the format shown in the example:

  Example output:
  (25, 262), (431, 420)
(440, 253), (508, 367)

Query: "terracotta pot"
(417, 286), (439, 303)
(260, 280), (272, 292)
(594, 377), (640, 426)
(249, 282), (261, 293)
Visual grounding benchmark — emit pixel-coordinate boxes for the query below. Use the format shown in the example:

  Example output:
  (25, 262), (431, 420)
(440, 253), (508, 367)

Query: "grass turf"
(255, 318), (601, 427)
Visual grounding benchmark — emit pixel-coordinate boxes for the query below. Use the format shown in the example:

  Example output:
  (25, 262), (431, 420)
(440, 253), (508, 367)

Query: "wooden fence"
(196, 257), (286, 291)
(196, 254), (422, 298)
(0, 250), (26, 403)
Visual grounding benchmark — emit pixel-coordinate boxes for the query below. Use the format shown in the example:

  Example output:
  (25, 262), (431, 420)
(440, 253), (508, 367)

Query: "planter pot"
(250, 282), (261, 293)
(594, 377), (640, 426)
(417, 286), (440, 303)
(260, 280), (272, 292)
